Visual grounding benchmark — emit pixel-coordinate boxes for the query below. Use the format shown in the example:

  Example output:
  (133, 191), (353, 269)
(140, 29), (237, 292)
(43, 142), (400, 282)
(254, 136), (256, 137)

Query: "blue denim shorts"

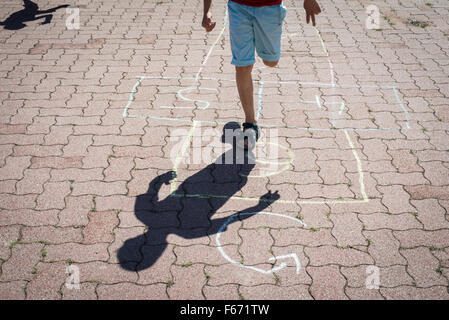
(228, 0), (287, 66)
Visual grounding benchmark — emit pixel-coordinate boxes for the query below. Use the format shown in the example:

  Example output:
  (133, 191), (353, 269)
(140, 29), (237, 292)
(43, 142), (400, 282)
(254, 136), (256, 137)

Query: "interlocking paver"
(26, 262), (67, 300)
(1, 0), (449, 300)
(308, 265), (347, 300)
(400, 247), (447, 287)
(97, 283), (168, 300)
(83, 211), (119, 244)
(364, 230), (406, 267)
(0, 281), (27, 300)
(0, 243), (43, 281)
(330, 212), (366, 247)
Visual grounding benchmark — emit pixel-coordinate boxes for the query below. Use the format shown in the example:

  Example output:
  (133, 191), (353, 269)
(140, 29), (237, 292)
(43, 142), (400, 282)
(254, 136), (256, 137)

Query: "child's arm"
(202, 0), (216, 32)
(304, 0), (321, 26)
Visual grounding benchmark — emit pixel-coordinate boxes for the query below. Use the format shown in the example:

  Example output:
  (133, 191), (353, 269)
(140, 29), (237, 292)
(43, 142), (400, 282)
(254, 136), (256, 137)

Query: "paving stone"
(0, 209), (59, 226)
(16, 168), (50, 194)
(21, 226), (82, 244)
(36, 181), (71, 210)
(26, 262), (67, 300)
(330, 212), (366, 247)
(421, 161), (449, 186)
(61, 282), (98, 300)
(305, 246), (374, 266)
(59, 195), (93, 227)
(136, 244), (176, 285)
(240, 284), (313, 300)
(83, 211), (119, 244)
(405, 185), (449, 200)
(411, 199), (449, 230)
(378, 185), (416, 214)
(400, 247), (447, 287)
(168, 264), (206, 299)
(0, 243), (43, 281)
(71, 181), (127, 196)
(203, 284), (240, 300)
(308, 265), (347, 300)
(0, 156), (30, 180)
(0, 225), (21, 260)
(78, 261), (138, 284)
(364, 230), (407, 267)
(97, 283), (167, 300)
(345, 287), (384, 300)
(358, 212), (422, 231)
(380, 286), (449, 300)
(0, 281), (27, 300)
(205, 263), (276, 287)
(45, 243), (109, 263)
(393, 229), (449, 248)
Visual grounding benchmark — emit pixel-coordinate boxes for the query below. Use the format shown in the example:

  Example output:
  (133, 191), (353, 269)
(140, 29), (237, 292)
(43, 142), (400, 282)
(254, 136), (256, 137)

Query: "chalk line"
(170, 121), (197, 194)
(344, 129), (369, 202)
(216, 211), (305, 274)
(338, 102), (346, 115)
(315, 95), (322, 109)
(393, 86), (411, 129)
(169, 127), (369, 205)
(122, 76), (144, 118)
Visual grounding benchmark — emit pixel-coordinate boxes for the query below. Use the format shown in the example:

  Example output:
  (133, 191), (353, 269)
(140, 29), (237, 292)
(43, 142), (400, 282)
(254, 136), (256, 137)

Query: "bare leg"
(235, 64), (255, 124)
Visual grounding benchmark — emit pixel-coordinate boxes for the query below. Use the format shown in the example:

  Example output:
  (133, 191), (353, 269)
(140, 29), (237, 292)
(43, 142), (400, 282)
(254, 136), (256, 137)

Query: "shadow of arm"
(208, 190), (280, 235)
(145, 171), (176, 202)
(37, 5), (70, 14)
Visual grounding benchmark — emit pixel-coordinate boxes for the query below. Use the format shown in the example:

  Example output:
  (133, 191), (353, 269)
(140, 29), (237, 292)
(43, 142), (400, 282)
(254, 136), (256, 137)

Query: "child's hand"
(259, 190), (280, 204)
(304, 0), (321, 26)
(202, 11), (216, 32)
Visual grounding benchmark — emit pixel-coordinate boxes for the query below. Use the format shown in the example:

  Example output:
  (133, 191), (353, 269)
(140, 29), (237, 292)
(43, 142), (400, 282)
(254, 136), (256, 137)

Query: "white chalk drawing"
(216, 211), (306, 274)
(119, 5), (415, 274)
(160, 87), (218, 110)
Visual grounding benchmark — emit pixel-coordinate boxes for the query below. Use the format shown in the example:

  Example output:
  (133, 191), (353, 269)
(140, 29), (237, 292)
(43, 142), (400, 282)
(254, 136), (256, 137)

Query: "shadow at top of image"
(0, 0), (69, 30)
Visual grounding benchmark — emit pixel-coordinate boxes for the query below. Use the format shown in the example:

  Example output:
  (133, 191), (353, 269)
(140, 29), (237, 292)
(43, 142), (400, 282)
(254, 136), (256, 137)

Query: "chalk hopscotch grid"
(121, 4), (412, 204)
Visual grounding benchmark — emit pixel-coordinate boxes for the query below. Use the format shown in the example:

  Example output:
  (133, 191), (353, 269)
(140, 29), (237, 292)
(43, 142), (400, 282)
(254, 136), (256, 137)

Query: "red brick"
(22, 226), (82, 244)
(305, 246), (374, 266)
(308, 265), (347, 300)
(71, 181), (127, 196)
(0, 281), (27, 299)
(83, 211), (119, 244)
(97, 283), (167, 300)
(0, 243), (43, 281)
(45, 243), (109, 263)
(36, 181), (71, 210)
(168, 264), (206, 299)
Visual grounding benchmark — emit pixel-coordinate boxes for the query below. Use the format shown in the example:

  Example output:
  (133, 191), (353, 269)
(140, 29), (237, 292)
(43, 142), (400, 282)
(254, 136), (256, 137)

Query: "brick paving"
(0, 0), (449, 300)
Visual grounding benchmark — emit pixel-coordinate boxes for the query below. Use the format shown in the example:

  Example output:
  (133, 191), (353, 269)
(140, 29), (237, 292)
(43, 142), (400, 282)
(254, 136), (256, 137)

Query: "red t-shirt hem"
(230, 0), (282, 7)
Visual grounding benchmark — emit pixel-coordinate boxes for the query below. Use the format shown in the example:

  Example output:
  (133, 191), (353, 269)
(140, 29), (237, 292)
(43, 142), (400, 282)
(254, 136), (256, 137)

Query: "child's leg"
(254, 4), (287, 67)
(228, 1), (257, 124)
(235, 64), (255, 124)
